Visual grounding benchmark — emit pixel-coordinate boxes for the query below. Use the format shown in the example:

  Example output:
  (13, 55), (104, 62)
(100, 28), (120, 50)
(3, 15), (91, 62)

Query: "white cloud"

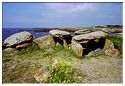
(46, 3), (95, 14)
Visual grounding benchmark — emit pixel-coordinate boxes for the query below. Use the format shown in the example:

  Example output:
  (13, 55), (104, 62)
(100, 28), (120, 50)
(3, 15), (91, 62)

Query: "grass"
(59, 27), (122, 31)
(2, 40), (123, 83)
(2, 43), (80, 83)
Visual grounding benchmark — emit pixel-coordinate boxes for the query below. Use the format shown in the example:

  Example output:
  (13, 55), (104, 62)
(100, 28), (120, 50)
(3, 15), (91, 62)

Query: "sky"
(2, 3), (123, 28)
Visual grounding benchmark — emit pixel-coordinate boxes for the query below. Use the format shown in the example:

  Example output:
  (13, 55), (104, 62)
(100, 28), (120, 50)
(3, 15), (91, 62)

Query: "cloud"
(45, 3), (95, 14)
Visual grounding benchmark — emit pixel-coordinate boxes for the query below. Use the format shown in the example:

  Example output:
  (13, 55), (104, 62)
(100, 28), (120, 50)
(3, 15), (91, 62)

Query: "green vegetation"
(26, 42), (39, 52)
(107, 36), (122, 53)
(59, 26), (122, 31)
(2, 38), (123, 83)
(45, 59), (84, 83)
(2, 44), (81, 83)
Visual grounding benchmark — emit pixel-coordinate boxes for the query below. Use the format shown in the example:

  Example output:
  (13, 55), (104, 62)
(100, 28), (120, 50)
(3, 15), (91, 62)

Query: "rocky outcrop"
(34, 35), (55, 49)
(49, 30), (72, 49)
(3, 31), (33, 49)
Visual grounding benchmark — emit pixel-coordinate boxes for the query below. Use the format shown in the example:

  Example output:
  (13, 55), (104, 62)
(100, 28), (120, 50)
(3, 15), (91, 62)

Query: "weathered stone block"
(34, 35), (55, 49)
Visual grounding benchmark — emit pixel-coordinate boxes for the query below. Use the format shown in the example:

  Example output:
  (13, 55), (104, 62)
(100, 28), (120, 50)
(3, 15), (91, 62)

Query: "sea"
(2, 28), (122, 41)
(2, 28), (49, 40)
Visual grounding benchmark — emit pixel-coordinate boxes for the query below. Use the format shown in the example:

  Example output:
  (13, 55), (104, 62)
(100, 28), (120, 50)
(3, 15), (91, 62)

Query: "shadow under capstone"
(53, 35), (72, 46)
(81, 38), (106, 56)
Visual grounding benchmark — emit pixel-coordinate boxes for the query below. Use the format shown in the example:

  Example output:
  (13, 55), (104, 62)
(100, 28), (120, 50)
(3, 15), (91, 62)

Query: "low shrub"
(45, 59), (82, 83)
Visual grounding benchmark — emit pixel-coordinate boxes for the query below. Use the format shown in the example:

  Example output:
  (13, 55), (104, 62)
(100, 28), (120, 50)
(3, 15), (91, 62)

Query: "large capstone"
(3, 31), (33, 48)
(49, 30), (72, 49)
(73, 31), (108, 43)
(49, 30), (71, 38)
(74, 29), (95, 35)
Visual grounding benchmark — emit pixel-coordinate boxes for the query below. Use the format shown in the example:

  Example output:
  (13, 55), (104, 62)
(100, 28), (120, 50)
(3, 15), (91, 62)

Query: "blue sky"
(3, 3), (122, 28)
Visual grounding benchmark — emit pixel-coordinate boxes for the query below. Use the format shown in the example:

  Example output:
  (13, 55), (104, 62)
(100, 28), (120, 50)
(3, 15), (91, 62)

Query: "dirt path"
(75, 56), (123, 83)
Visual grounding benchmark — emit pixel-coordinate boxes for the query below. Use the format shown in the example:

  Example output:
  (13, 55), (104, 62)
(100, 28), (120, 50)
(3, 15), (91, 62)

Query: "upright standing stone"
(71, 39), (84, 57)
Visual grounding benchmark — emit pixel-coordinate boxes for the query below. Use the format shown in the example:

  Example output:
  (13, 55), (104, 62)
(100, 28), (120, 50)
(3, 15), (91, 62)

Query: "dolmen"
(72, 31), (108, 56)
(72, 30), (119, 57)
(3, 29), (120, 57)
(34, 30), (72, 49)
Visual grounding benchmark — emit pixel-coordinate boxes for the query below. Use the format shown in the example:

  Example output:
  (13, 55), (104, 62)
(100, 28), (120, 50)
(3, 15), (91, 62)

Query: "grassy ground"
(3, 44), (83, 83)
(60, 27), (123, 31)
(2, 33), (123, 83)
(2, 43), (122, 83)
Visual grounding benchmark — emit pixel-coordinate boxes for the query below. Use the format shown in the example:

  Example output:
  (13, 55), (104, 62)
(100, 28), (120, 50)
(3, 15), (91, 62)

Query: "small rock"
(105, 49), (117, 56)
(33, 67), (50, 83)
(3, 48), (16, 52)
(86, 48), (103, 57)
(111, 49), (120, 56)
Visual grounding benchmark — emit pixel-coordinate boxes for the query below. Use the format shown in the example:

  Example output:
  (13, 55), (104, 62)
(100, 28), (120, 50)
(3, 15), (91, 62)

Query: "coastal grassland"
(2, 43), (82, 83)
(59, 26), (123, 31)
(2, 40), (122, 83)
